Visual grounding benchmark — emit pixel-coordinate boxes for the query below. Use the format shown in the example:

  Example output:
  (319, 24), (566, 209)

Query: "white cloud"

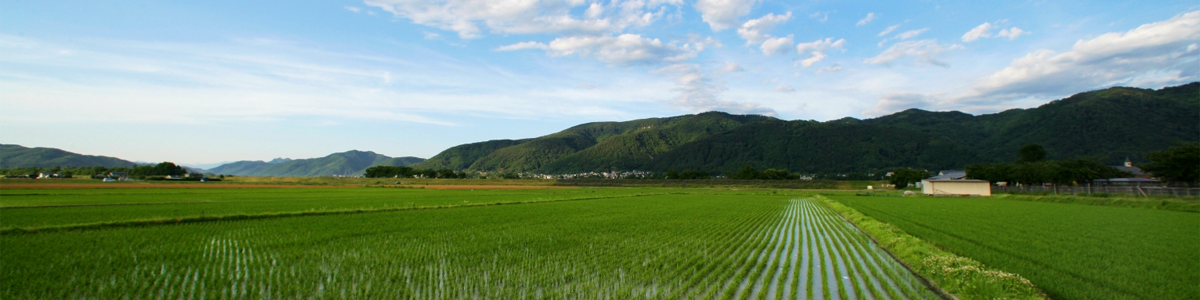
(423, 32), (440, 40)
(962, 22), (994, 42)
(809, 11), (831, 23)
(345, 6), (361, 13)
(958, 10), (1200, 104)
(775, 83), (795, 93)
(795, 38), (846, 54)
(815, 64), (842, 74)
(895, 28), (928, 40)
(797, 52), (827, 67)
(964, 23), (1030, 42)
(364, 0), (675, 39)
(495, 41), (548, 51)
(652, 63), (776, 115)
(687, 34), (724, 52)
(794, 38), (845, 67)
(856, 12), (876, 26)
(584, 3), (604, 19)
(864, 39), (952, 66)
(997, 27), (1030, 40)
(760, 35), (794, 56)
(716, 62), (745, 75)
(878, 24), (900, 37)
(737, 12), (793, 45)
(695, 0), (760, 31)
(863, 11), (1200, 117)
(497, 34), (697, 66)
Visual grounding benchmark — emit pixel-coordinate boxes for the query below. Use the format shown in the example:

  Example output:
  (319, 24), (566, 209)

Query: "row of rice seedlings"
(688, 202), (783, 299)
(669, 201), (782, 299)
(740, 202), (795, 299)
(716, 203), (791, 300)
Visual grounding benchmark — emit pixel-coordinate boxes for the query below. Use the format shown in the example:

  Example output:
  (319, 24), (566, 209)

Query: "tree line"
(965, 143), (1133, 186)
(363, 166), (470, 179)
(1, 162), (189, 179)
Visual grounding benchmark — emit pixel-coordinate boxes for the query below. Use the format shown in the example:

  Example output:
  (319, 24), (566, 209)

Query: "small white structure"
(921, 179), (991, 196)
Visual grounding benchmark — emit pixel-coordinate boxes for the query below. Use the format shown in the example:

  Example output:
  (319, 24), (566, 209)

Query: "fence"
(992, 185), (1200, 197)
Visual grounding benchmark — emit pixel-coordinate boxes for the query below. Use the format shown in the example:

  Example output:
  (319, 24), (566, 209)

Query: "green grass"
(1, 188), (938, 299)
(829, 194), (1199, 300)
(0, 187), (655, 229)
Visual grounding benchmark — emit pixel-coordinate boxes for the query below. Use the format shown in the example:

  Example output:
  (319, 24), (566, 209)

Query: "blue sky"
(2, 0), (1197, 167)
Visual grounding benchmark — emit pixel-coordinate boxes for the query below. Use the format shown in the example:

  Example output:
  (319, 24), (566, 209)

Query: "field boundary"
(992, 194), (1199, 213)
(814, 195), (1048, 300)
(2, 201), (218, 209)
(1, 192), (679, 235)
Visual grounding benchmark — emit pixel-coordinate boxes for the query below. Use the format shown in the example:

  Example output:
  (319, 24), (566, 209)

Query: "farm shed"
(921, 179), (991, 196)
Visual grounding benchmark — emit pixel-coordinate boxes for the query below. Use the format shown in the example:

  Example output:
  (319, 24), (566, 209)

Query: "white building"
(921, 179), (991, 196)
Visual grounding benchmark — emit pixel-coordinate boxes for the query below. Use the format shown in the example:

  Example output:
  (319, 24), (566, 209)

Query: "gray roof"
(1113, 166), (1144, 176)
(928, 170), (966, 180)
(1095, 178), (1159, 182)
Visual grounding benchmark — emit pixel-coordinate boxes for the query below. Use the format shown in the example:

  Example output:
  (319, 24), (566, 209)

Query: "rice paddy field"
(1, 185), (940, 299)
(829, 194), (1199, 300)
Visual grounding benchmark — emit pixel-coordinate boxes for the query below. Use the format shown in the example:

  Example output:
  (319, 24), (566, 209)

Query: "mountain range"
(414, 82), (1198, 174)
(4, 83), (1195, 176)
(206, 151), (424, 177)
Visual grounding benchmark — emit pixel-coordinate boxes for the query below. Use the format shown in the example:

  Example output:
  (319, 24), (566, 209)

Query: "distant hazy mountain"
(207, 151), (425, 177)
(0, 144), (138, 169)
(420, 82), (1198, 174)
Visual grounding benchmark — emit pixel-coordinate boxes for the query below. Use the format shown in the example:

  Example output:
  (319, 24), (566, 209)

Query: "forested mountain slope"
(0, 144), (138, 168)
(423, 83), (1197, 174)
(863, 83), (1199, 164)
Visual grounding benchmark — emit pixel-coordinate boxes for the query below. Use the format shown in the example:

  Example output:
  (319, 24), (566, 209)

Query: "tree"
(890, 167), (931, 189)
(731, 165), (762, 180)
(1018, 143), (1047, 163)
(1141, 142), (1200, 185)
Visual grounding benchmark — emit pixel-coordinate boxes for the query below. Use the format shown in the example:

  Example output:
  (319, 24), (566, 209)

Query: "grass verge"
(813, 195), (1047, 300)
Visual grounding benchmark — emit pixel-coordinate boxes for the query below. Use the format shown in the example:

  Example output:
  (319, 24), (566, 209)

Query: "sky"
(2, 0), (1198, 167)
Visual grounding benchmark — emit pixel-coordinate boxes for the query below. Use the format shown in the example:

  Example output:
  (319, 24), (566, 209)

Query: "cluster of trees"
(363, 166), (469, 179)
(966, 144), (1131, 185)
(889, 168), (932, 189)
(664, 169), (710, 179)
(1141, 142), (1199, 184)
(1, 162), (190, 179)
(730, 166), (800, 180)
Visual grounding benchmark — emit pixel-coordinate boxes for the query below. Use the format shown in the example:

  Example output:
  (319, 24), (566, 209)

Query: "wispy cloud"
(964, 22), (1030, 42)
(653, 63), (776, 115)
(878, 24), (900, 37)
(856, 12), (876, 26)
(864, 39), (955, 66)
(364, 0), (675, 39)
(496, 34), (698, 66)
